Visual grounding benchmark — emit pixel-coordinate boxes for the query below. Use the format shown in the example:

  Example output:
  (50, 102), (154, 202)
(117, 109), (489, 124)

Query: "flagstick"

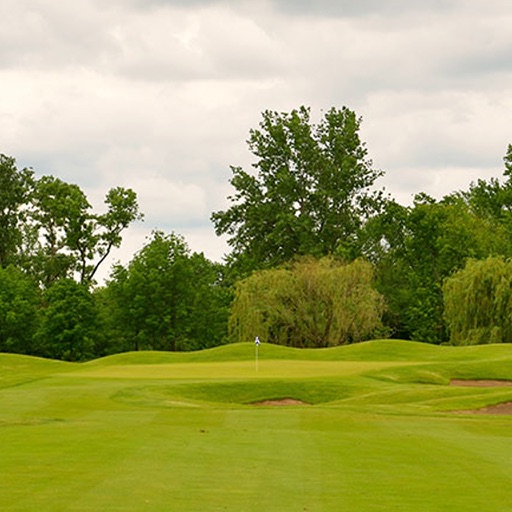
(254, 336), (260, 372)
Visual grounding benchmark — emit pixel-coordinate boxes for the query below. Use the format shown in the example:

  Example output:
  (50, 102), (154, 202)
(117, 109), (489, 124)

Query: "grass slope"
(2, 340), (512, 511)
(0, 353), (75, 389)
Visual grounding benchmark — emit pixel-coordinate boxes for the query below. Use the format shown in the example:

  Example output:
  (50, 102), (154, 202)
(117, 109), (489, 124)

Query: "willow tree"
(229, 257), (384, 347)
(443, 257), (512, 345)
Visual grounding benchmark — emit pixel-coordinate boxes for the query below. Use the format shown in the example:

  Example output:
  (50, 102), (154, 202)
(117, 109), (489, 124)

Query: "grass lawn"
(2, 340), (512, 511)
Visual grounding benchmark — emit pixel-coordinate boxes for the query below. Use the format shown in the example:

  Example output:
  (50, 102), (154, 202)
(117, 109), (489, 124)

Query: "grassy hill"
(2, 340), (512, 511)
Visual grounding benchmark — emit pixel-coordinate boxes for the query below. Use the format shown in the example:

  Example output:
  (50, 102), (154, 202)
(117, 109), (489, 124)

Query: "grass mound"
(0, 353), (75, 389)
(114, 377), (373, 407)
(85, 339), (448, 367)
(86, 339), (512, 367)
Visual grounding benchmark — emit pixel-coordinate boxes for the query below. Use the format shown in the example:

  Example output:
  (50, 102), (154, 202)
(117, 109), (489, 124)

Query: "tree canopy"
(105, 231), (230, 352)
(1, 117), (512, 359)
(212, 106), (384, 272)
(27, 177), (142, 286)
(0, 154), (34, 267)
(229, 257), (384, 347)
(444, 257), (512, 345)
(0, 156), (142, 287)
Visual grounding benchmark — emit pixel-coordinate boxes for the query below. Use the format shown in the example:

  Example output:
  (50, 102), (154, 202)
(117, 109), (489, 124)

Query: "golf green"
(1, 340), (512, 511)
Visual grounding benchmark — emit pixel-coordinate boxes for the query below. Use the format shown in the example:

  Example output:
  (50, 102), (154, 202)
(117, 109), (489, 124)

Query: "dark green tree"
(365, 194), (508, 343)
(106, 231), (229, 352)
(463, 144), (512, 252)
(28, 176), (91, 286)
(35, 279), (97, 361)
(0, 265), (39, 354)
(26, 176), (142, 287)
(0, 154), (34, 267)
(0, 153), (142, 358)
(211, 106), (384, 272)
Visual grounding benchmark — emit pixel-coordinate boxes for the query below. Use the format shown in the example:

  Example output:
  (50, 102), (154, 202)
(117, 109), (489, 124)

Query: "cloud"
(106, 4), (291, 83)
(270, 0), (511, 19)
(1, 0), (512, 278)
(106, 0), (220, 8)
(0, 0), (117, 71)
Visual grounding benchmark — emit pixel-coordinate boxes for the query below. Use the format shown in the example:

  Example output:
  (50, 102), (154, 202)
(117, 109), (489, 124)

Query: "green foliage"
(0, 154), (34, 267)
(0, 153), (143, 289)
(3, 133), (512, 359)
(0, 154), (144, 360)
(466, 144), (512, 220)
(229, 257), (384, 347)
(35, 279), (97, 361)
(212, 106), (383, 273)
(0, 265), (39, 354)
(89, 187), (143, 282)
(444, 257), (512, 345)
(105, 231), (229, 352)
(28, 176), (92, 285)
(26, 176), (142, 286)
(504, 143), (512, 177)
(368, 194), (509, 343)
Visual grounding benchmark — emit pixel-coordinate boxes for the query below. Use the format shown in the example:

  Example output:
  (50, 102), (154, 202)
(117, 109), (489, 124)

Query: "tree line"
(2, 107), (512, 359)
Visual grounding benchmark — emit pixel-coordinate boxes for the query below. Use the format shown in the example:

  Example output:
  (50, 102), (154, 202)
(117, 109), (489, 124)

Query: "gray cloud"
(0, 1), (115, 70)
(1, 0), (511, 276)
(270, 0), (511, 18)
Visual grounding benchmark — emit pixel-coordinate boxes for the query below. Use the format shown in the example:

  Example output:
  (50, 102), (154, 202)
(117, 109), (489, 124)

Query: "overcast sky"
(2, 0), (511, 279)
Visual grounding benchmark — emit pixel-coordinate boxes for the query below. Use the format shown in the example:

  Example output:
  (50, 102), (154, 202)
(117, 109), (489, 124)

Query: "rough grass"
(2, 340), (512, 511)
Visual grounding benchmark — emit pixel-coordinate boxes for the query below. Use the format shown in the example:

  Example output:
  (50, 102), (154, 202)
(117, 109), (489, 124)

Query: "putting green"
(65, 359), (415, 379)
(1, 340), (512, 511)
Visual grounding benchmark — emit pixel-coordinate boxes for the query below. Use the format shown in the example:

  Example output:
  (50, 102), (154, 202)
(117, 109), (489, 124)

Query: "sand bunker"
(451, 379), (512, 387)
(450, 380), (512, 414)
(454, 402), (512, 415)
(251, 398), (310, 406)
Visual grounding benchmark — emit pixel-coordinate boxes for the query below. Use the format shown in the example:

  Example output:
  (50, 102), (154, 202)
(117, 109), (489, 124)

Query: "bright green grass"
(2, 341), (512, 511)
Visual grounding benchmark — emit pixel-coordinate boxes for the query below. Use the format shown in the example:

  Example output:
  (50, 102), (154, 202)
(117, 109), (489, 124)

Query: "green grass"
(2, 340), (512, 511)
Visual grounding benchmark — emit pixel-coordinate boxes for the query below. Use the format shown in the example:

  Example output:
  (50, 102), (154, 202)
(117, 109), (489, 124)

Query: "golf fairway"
(2, 340), (512, 511)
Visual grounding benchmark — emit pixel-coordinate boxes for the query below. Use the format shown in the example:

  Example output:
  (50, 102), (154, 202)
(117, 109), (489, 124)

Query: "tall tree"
(0, 265), (39, 354)
(211, 106), (384, 272)
(365, 194), (508, 343)
(26, 176), (142, 286)
(89, 187), (142, 283)
(106, 231), (229, 352)
(0, 154), (34, 267)
(463, 144), (512, 249)
(28, 176), (91, 286)
(34, 279), (97, 361)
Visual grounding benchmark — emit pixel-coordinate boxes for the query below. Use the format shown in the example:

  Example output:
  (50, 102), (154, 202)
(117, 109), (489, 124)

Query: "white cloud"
(1, 0), (512, 279)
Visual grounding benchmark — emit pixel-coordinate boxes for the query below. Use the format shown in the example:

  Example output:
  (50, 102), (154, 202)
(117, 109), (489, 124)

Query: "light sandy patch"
(450, 380), (512, 414)
(454, 402), (512, 415)
(450, 379), (512, 387)
(251, 398), (310, 406)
